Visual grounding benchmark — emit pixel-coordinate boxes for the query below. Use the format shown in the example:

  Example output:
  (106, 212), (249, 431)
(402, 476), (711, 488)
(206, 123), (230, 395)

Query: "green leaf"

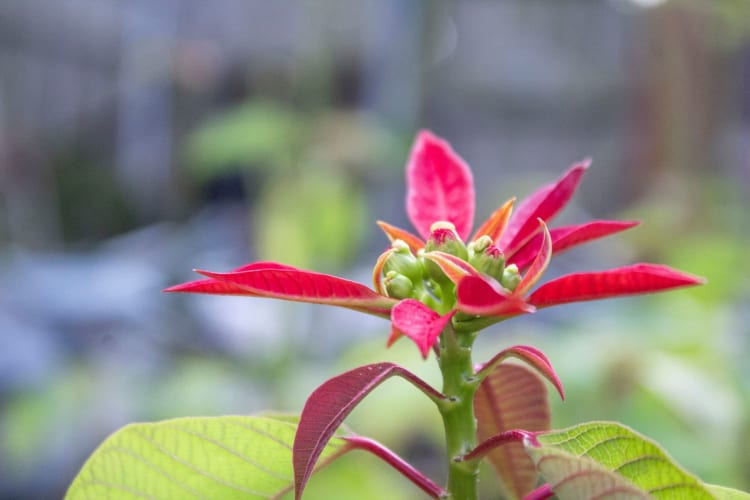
(185, 100), (305, 178)
(65, 415), (348, 500)
(256, 172), (367, 270)
(526, 421), (717, 499)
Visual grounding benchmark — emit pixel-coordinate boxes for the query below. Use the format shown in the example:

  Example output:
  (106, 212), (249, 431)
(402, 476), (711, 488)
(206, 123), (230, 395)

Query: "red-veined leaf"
(406, 130), (475, 241)
(376, 221), (425, 254)
(471, 197), (515, 243)
(510, 220), (640, 271)
(514, 220), (552, 296)
(342, 436), (445, 498)
(528, 264), (705, 308)
(164, 262), (298, 295)
(498, 161), (589, 258)
(391, 299), (456, 359)
(525, 421), (719, 499)
(457, 275), (536, 317)
(423, 251), (481, 284)
(474, 364), (552, 499)
(475, 344), (564, 401)
(293, 363), (446, 500)
(195, 268), (397, 317)
(530, 450), (650, 500)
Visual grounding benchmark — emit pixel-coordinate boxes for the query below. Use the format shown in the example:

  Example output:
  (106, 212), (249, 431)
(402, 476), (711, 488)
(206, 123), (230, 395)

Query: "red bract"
(165, 130), (704, 358)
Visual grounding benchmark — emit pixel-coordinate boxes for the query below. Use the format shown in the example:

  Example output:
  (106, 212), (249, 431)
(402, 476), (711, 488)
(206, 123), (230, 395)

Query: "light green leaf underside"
(530, 421), (716, 499)
(707, 484), (750, 499)
(65, 415), (347, 500)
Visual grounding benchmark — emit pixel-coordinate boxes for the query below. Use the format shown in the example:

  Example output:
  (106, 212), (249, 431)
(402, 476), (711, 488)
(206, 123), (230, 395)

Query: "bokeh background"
(1, 0), (749, 498)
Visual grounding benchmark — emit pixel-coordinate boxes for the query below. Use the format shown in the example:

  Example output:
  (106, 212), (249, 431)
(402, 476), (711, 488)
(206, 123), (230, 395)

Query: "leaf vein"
(132, 427), (271, 496)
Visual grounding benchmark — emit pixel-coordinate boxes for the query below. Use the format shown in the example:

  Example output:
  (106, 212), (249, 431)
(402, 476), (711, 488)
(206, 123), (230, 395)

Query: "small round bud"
(468, 235), (493, 255)
(500, 264), (521, 291)
(383, 240), (422, 281)
(384, 271), (414, 299)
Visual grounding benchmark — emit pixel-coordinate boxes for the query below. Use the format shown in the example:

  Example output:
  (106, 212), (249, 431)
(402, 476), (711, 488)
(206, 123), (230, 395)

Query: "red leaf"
(457, 275), (536, 317)
(499, 161), (589, 258)
(342, 436), (445, 498)
(474, 364), (552, 500)
(475, 344), (565, 401)
(391, 299), (456, 359)
(376, 221), (425, 254)
(514, 220), (552, 296)
(510, 220), (640, 271)
(196, 268), (397, 317)
(406, 130), (475, 241)
(528, 264), (706, 307)
(163, 262), (298, 295)
(293, 363), (445, 500)
(164, 278), (254, 295)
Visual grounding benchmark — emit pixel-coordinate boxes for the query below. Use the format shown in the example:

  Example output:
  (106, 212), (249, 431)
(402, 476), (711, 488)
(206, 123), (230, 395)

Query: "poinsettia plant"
(66, 131), (748, 500)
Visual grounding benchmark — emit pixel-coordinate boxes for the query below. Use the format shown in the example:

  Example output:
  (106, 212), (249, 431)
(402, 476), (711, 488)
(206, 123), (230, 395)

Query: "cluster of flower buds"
(376, 221), (521, 315)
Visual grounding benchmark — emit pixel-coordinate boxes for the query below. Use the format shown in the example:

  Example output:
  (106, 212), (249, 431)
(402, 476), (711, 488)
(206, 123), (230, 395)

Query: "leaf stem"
(342, 436), (447, 498)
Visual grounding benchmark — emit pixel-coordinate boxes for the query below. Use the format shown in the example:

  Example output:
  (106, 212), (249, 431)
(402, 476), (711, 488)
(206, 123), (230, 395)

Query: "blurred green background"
(1, 0), (748, 498)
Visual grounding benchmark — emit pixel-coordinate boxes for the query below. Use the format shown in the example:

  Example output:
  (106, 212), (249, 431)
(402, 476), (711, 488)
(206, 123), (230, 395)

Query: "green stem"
(438, 323), (480, 500)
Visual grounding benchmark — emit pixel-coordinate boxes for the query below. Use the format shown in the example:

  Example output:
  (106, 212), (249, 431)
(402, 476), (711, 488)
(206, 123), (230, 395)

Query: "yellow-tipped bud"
(500, 264), (521, 291)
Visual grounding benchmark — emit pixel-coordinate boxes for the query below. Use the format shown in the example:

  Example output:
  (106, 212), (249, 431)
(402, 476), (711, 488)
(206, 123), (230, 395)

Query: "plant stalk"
(438, 324), (480, 500)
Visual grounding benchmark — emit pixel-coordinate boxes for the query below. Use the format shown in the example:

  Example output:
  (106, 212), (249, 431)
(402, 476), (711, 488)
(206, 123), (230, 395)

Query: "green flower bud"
(384, 271), (414, 299)
(469, 244), (506, 282)
(468, 235), (493, 259)
(424, 221), (468, 260)
(500, 263), (521, 291)
(383, 240), (422, 281)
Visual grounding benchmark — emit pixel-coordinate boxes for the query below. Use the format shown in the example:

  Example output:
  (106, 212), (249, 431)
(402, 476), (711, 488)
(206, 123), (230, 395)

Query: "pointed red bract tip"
(406, 130), (475, 241)
(162, 278), (254, 295)
(192, 267), (397, 317)
(528, 263), (705, 308)
(164, 261), (299, 295)
(499, 160), (590, 258)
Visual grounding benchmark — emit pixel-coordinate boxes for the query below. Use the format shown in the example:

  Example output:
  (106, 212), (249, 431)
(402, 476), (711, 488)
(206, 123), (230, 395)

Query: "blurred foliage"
(54, 152), (138, 243)
(185, 101), (305, 177)
(686, 0), (750, 48)
(257, 172), (367, 270)
(184, 100), (405, 270)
